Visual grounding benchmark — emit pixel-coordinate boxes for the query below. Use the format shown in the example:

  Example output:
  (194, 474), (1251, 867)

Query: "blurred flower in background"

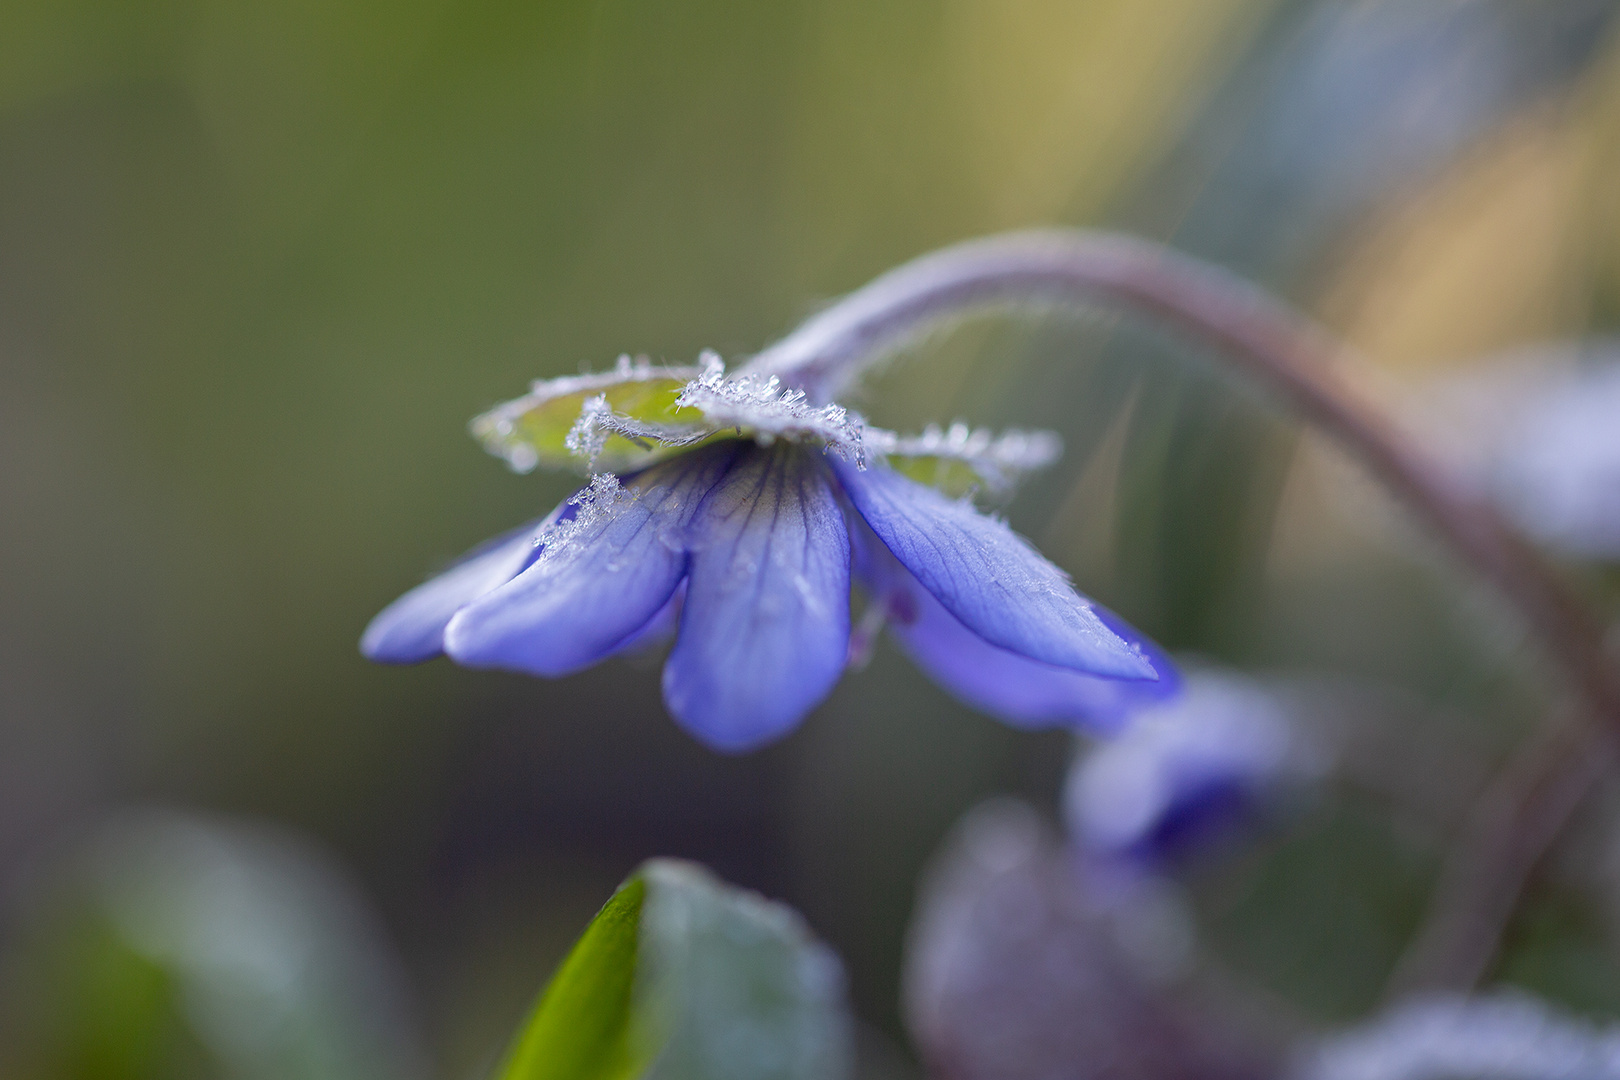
(1293, 991), (1620, 1080)
(901, 800), (1266, 1080)
(1064, 669), (1326, 865)
(1410, 342), (1620, 562)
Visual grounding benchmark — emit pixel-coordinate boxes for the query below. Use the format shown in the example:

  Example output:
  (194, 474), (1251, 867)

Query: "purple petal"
(605, 580), (685, 658)
(894, 583), (1176, 734)
(444, 443), (743, 677)
(663, 445), (851, 752)
(360, 516), (549, 664)
(834, 461), (1156, 680)
(854, 526), (1176, 733)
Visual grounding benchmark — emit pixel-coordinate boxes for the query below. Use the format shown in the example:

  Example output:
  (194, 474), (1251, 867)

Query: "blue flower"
(363, 356), (1175, 751)
(1063, 670), (1321, 863)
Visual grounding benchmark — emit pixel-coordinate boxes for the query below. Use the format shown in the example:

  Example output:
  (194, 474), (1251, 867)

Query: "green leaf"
(496, 876), (650, 1080)
(497, 859), (852, 1080)
(2, 811), (430, 1080)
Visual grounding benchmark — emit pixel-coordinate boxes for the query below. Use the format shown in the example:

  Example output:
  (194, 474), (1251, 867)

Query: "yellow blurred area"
(1322, 31), (1620, 374)
(780, 0), (1276, 267)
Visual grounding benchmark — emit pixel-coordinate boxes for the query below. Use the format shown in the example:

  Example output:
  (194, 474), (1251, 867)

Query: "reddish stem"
(746, 230), (1620, 992)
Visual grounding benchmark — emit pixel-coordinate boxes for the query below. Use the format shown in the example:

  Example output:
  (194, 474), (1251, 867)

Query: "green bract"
(496, 860), (852, 1080)
(470, 357), (705, 475)
(471, 352), (1061, 502)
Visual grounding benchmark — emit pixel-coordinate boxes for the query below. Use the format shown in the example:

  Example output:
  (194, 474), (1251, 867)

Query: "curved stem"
(747, 229), (1620, 996)
(745, 229), (1620, 727)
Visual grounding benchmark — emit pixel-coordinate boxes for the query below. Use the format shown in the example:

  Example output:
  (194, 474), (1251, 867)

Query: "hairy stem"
(745, 229), (1620, 988)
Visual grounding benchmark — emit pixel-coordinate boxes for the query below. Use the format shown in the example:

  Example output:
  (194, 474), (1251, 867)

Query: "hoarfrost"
(674, 351), (868, 464)
(565, 393), (713, 465)
(486, 350), (1062, 498)
(532, 474), (633, 563)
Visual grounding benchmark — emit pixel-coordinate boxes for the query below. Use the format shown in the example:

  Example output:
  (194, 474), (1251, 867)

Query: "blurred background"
(4, 0), (1620, 1076)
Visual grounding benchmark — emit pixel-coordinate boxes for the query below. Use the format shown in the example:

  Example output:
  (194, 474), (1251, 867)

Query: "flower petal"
(662, 445), (851, 752)
(851, 524), (1176, 732)
(894, 574), (1177, 735)
(444, 443), (743, 677)
(359, 517), (548, 663)
(834, 461), (1156, 679)
(604, 580), (686, 659)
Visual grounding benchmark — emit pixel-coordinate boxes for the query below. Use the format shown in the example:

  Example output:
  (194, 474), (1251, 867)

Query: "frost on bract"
(675, 353), (866, 463)
(474, 349), (1062, 502)
(471, 355), (702, 474)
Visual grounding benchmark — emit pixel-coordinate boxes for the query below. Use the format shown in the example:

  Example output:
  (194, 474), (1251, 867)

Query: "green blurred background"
(5, 0), (1620, 1076)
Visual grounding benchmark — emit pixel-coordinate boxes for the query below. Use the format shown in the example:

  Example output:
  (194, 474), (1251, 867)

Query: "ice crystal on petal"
(532, 473), (632, 563)
(524, 352), (1060, 497)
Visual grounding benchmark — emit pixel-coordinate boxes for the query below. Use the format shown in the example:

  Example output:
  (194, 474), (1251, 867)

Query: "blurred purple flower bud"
(903, 800), (1269, 1080)
(1490, 356), (1620, 561)
(1065, 670), (1325, 863)
(1408, 343), (1620, 561)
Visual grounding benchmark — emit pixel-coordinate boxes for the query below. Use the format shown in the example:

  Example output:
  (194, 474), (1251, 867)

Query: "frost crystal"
(674, 352), (868, 464)
(469, 354), (702, 473)
(565, 393), (711, 465)
(533, 474), (632, 563)
(483, 350), (1062, 499)
(526, 354), (700, 407)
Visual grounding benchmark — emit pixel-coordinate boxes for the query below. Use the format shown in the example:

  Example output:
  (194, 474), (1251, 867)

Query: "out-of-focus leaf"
(0, 810), (428, 1080)
(470, 359), (702, 474)
(499, 858), (852, 1080)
